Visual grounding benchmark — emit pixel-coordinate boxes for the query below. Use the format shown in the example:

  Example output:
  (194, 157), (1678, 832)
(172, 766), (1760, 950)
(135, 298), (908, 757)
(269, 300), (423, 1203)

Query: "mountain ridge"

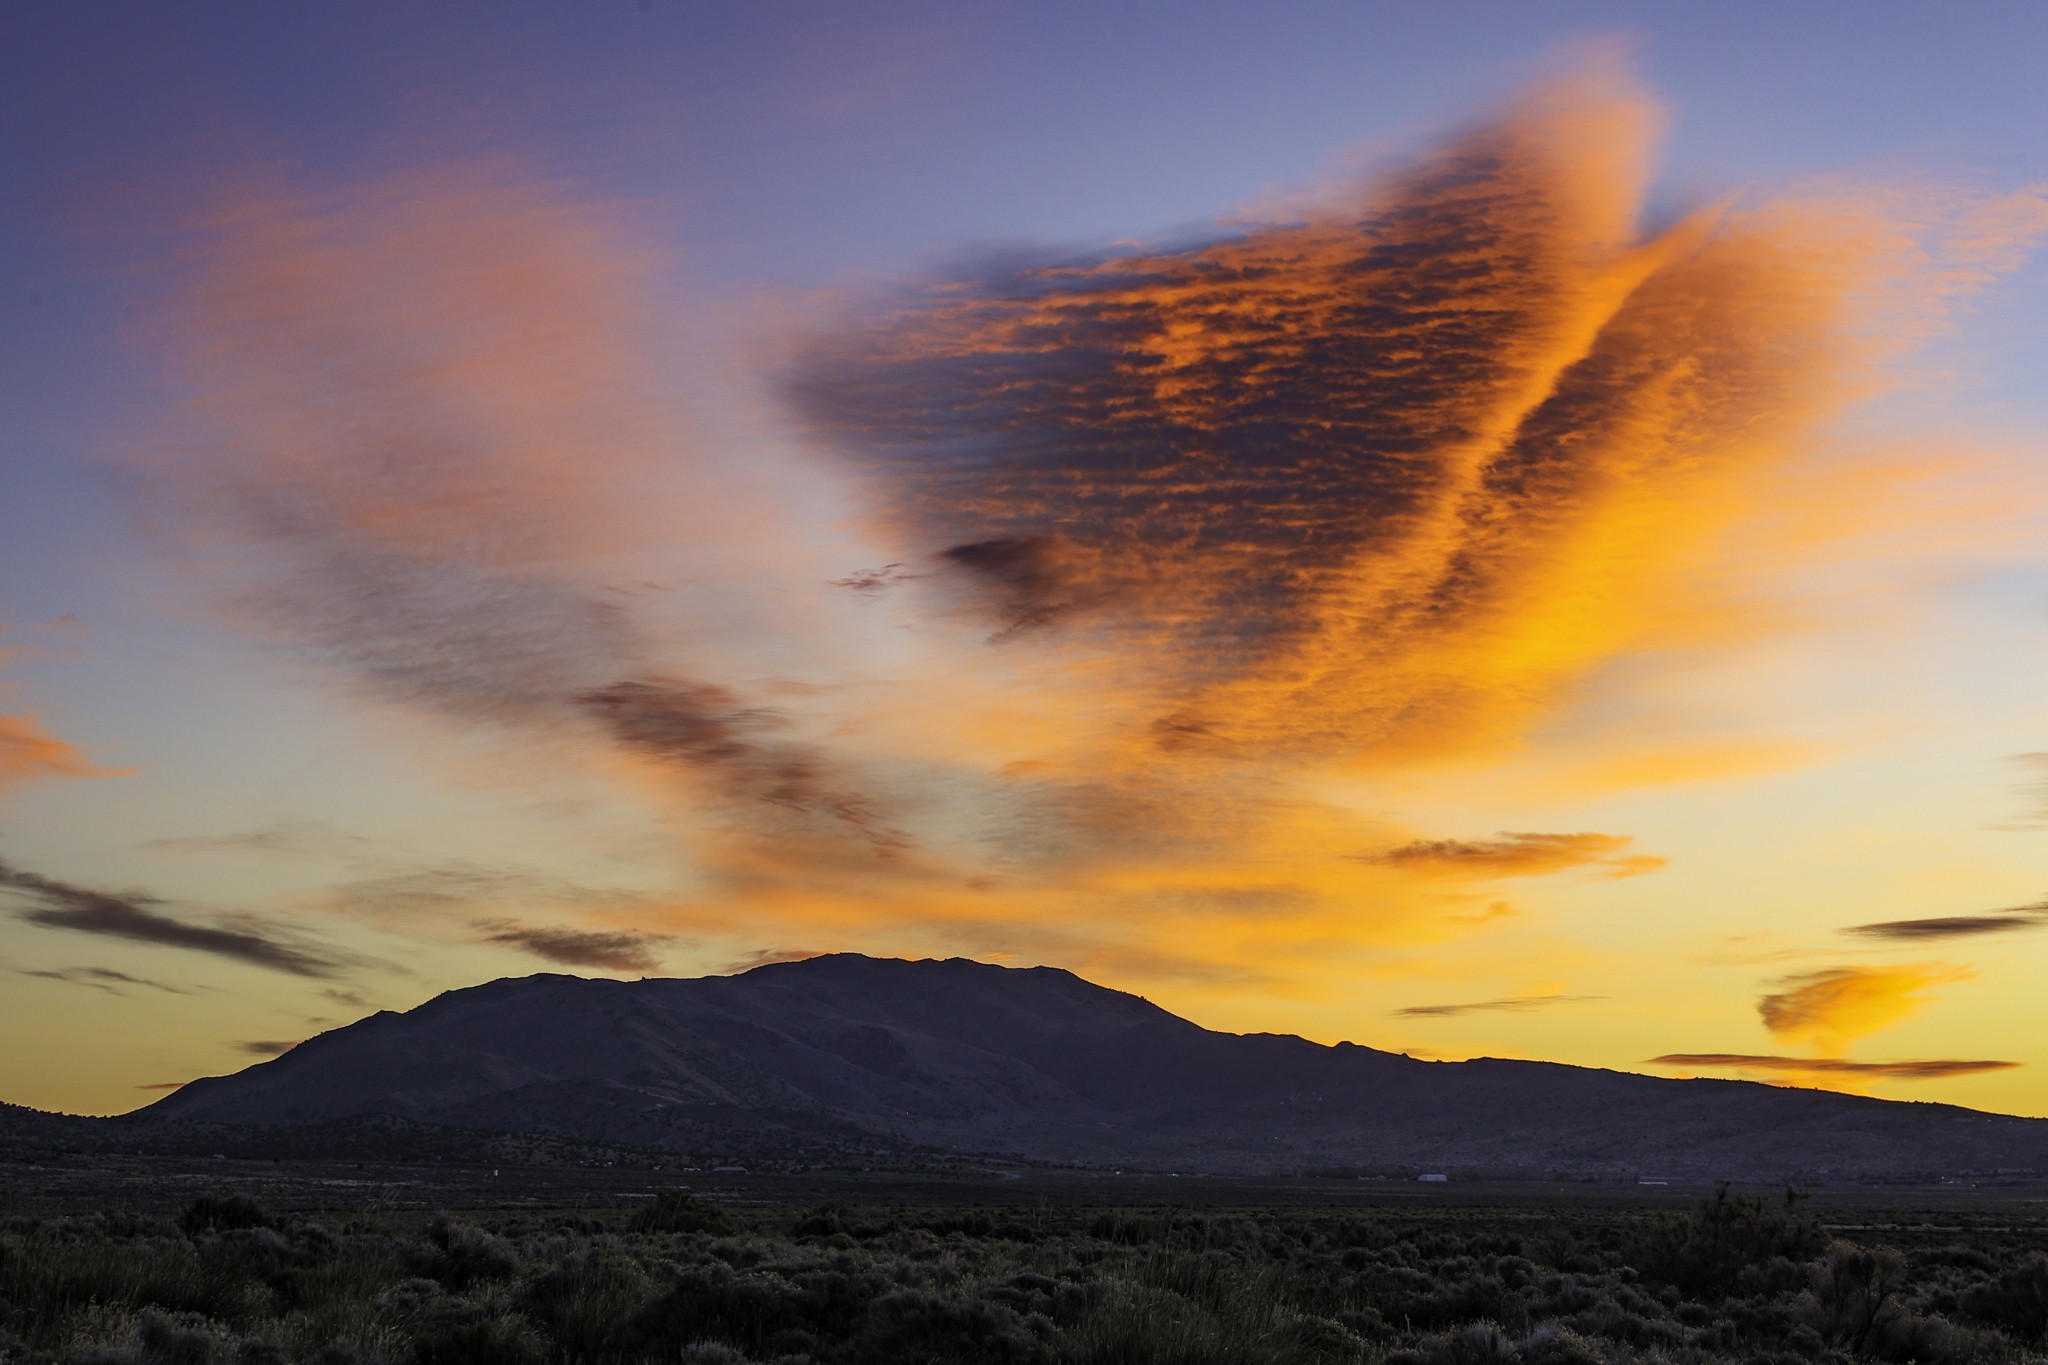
(133, 954), (2047, 1179)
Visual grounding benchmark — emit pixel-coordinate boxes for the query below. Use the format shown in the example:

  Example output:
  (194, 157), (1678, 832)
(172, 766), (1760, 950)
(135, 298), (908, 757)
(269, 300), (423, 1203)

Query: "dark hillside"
(134, 955), (2048, 1179)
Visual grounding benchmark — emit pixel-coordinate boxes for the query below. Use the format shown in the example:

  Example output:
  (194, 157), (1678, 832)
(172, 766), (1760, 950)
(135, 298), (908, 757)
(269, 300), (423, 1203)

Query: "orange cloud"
(130, 65), (2048, 1024)
(791, 68), (1930, 774)
(1649, 1053), (2015, 1082)
(0, 636), (128, 796)
(0, 712), (123, 796)
(1359, 831), (1660, 879)
(1757, 964), (1967, 1056)
(1395, 992), (1602, 1018)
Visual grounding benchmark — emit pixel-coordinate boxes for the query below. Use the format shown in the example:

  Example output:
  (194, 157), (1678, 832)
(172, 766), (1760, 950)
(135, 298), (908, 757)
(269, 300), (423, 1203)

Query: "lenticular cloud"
(792, 72), (1871, 766)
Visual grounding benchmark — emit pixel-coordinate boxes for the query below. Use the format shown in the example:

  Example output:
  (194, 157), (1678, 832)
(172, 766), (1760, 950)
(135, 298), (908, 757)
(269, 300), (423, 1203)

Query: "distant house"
(1418, 1173), (1448, 1183)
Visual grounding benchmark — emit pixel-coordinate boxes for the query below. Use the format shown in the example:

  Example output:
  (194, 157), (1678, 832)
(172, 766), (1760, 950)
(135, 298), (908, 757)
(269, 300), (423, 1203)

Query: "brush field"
(3, 1159), (2046, 1364)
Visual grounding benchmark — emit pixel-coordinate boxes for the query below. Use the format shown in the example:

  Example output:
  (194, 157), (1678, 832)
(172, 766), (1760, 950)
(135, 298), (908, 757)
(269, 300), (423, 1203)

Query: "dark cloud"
(1844, 902), (2048, 941)
(472, 919), (671, 973)
(1650, 1053), (2018, 1080)
(0, 855), (346, 978)
(10, 963), (191, 995)
(135, 1081), (187, 1091)
(723, 948), (825, 974)
(1394, 992), (1602, 1018)
(235, 1040), (300, 1057)
(828, 563), (912, 595)
(321, 987), (370, 1009)
(1361, 832), (1660, 879)
(940, 536), (1093, 640)
(577, 679), (905, 851)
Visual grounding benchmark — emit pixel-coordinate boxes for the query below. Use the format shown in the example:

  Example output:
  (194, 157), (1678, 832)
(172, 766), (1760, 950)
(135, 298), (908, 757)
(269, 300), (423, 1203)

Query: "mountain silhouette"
(140, 955), (2046, 1179)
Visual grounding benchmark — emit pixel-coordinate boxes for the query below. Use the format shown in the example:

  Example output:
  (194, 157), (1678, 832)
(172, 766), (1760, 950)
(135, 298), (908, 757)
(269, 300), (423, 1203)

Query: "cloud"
(576, 680), (903, 849)
(789, 65), (1939, 770)
(723, 947), (825, 973)
(828, 563), (912, 595)
(1757, 964), (1965, 1055)
(471, 919), (672, 973)
(320, 863), (621, 922)
(9, 963), (191, 995)
(234, 1040), (300, 1057)
(1394, 992), (1603, 1017)
(151, 159), (888, 851)
(0, 855), (347, 978)
(1845, 902), (2048, 941)
(121, 63), (2048, 1020)
(0, 713), (128, 796)
(0, 634), (133, 797)
(2000, 752), (2048, 826)
(1649, 1053), (2017, 1080)
(145, 822), (379, 861)
(1361, 832), (1661, 879)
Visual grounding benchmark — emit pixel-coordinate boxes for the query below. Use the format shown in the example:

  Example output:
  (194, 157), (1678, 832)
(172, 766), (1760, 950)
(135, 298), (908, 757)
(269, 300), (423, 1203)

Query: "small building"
(1418, 1173), (1449, 1183)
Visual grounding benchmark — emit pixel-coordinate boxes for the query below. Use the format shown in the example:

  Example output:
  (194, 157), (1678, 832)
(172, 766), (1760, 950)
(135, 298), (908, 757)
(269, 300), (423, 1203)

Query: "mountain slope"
(140, 955), (2048, 1178)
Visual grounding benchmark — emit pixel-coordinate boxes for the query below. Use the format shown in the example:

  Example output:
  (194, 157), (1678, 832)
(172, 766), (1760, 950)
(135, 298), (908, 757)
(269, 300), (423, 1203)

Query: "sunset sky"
(7, 1), (2048, 1118)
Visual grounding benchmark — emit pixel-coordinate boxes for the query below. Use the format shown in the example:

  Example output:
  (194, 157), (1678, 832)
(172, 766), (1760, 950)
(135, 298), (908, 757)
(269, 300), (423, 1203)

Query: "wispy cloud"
(145, 822), (380, 862)
(471, 919), (671, 973)
(0, 855), (347, 978)
(1394, 992), (1603, 1018)
(154, 159), (889, 852)
(0, 712), (127, 796)
(1650, 1053), (2017, 1080)
(1844, 902), (2048, 941)
(1361, 833), (1661, 880)
(0, 633), (132, 797)
(9, 963), (191, 995)
(723, 947), (825, 974)
(234, 1039), (300, 1057)
(1757, 964), (1966, 1055)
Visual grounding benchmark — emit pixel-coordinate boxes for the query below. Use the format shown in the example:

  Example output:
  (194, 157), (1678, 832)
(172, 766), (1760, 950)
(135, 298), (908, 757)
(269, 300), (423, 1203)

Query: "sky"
(6, 1), (2048, 1118)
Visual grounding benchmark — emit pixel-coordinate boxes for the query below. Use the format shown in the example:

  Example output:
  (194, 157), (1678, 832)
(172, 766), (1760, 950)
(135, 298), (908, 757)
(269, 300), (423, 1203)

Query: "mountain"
(139, 955), (2047, 1179)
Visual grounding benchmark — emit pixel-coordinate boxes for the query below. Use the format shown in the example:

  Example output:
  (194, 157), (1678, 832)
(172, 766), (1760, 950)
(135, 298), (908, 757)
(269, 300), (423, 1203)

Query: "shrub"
(1802, 1241), (1909, 1355)
(520, 1245), (655, 1359)
(1520, 1323), (1607, 1365)
(178, 1197), (273, 1238)
(406, 1308), (544, 1365)
(1629, 1185), (1824, 1300)
(854, 1287), (1051, 1364)
(633, 1190), (740, 1236)
(407, 1218), (519, 1290)
(1958, 1252), (2048, 1344)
